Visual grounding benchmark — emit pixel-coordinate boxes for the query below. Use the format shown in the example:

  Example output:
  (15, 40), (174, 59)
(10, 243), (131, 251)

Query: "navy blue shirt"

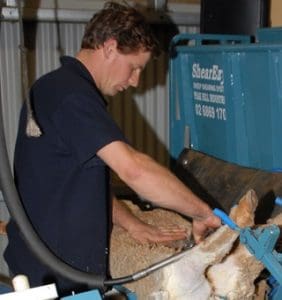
(4, 56), (127, 294)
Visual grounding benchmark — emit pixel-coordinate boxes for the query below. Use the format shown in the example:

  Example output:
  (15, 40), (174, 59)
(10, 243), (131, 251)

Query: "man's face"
(100, 40), (151, 96)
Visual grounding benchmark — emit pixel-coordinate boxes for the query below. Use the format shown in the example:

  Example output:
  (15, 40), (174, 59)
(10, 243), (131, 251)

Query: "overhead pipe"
(148, 0), (167, 11)
(0, 4), (200, 25)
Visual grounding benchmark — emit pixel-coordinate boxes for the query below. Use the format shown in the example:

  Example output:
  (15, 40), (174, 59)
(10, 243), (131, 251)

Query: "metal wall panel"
(0, 19), (199, 277)
(0, 22), (21, 166)
(0, 21), (21, 277)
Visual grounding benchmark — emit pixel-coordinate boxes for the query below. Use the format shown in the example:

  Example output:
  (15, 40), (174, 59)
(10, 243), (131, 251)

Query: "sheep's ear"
(230, 189), (258, 227)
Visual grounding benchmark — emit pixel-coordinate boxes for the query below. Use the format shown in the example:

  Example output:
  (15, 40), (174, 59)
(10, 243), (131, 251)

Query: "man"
(4, 1), (220, 296)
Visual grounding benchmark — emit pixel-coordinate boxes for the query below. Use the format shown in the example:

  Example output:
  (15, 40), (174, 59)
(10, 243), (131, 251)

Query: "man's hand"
(192, 214), (221, 243)
(127, 220), (188, 244)
(112, 197), (189, 245)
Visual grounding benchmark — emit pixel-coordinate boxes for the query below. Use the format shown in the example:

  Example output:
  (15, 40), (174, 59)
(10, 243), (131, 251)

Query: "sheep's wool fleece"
(110, 200), (192, 298)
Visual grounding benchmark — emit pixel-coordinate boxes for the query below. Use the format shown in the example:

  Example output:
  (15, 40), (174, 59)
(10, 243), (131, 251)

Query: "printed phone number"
(195, 104), (227, 121)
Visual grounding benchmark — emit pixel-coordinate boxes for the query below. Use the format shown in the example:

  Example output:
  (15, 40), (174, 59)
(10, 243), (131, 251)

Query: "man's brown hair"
(81, 1), (160, 57)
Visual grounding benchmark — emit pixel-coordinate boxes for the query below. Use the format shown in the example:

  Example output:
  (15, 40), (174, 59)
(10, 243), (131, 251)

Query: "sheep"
(110, 189), (263, 299)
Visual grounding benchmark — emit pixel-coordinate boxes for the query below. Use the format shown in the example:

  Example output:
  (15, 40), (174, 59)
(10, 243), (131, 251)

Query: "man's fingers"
(192, 220), (208, 244)
(191, 214), (221, 244)
(159, 227), (188, 234)
(205, 215), (221, 228)
(142, 226), (189, 244)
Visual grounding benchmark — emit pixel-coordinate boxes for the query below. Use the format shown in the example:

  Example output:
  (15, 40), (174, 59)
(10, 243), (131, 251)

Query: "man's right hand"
(192, 214), (221, 243)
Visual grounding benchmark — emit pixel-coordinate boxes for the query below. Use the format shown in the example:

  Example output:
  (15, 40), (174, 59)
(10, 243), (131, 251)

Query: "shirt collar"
(60, 55), (107, 106)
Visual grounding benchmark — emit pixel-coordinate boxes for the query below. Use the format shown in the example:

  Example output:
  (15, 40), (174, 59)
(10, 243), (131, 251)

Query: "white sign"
(192, 63), (227, 121)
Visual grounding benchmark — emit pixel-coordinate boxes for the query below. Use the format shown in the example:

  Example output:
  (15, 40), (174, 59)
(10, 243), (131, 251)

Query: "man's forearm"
(98, 141), (220, 241)
(121, 153), (213, 220)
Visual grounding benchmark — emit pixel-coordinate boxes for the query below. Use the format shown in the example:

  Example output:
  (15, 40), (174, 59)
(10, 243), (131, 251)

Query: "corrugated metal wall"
(0, 21), (22, 276)
(0, 19), (198, 276)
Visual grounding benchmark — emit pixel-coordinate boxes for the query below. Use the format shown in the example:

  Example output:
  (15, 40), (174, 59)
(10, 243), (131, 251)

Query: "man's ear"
(103, 39), (118, 59)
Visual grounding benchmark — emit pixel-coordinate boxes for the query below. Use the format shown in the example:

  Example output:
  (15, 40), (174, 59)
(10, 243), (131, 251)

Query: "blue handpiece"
(213, 208), (240, 231)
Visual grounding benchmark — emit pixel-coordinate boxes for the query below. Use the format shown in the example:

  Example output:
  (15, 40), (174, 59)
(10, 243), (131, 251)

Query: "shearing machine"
(168, 28), (282, 299)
